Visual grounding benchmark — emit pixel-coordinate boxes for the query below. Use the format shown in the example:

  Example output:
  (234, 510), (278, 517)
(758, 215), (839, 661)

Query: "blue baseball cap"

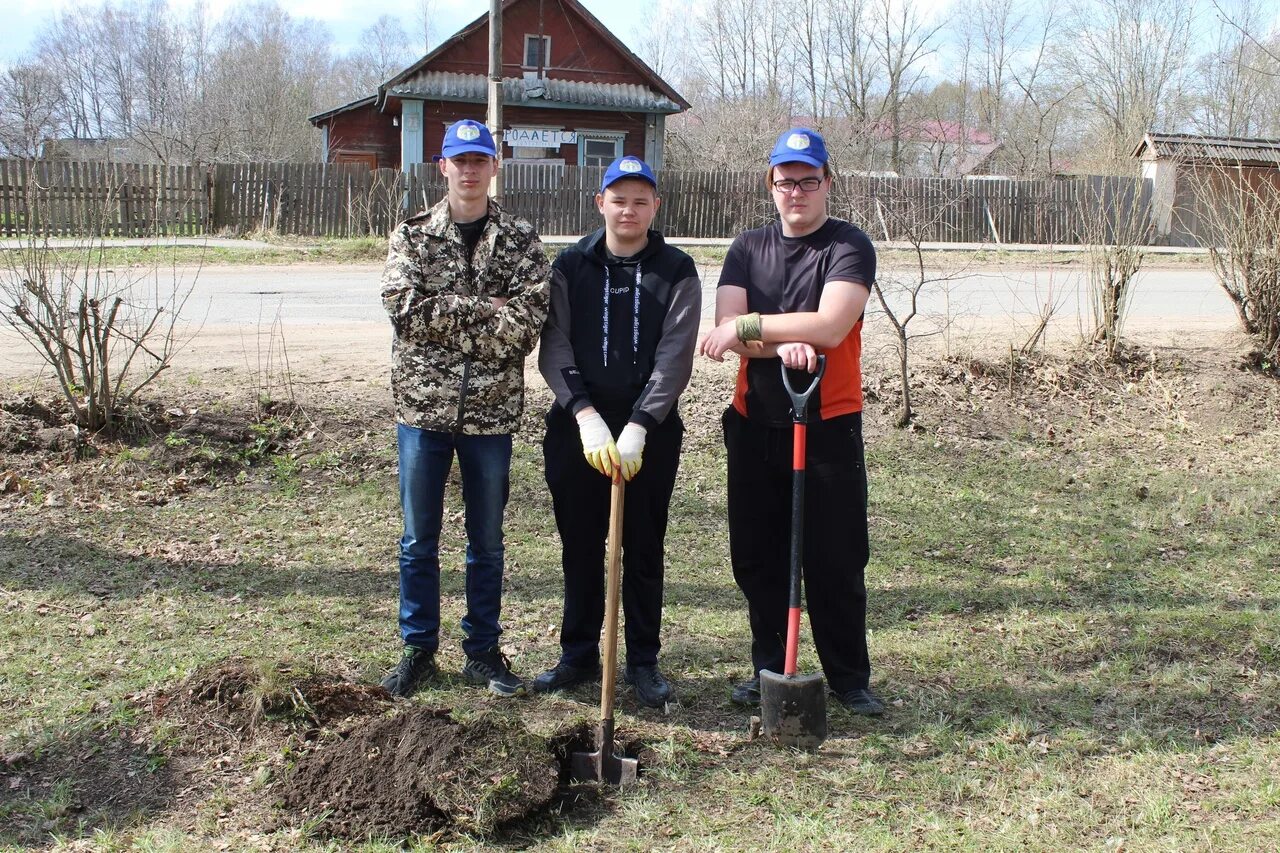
(769, 127), (828, 168)
(440, 119), (497, 159)
(600, 156), (657, 192)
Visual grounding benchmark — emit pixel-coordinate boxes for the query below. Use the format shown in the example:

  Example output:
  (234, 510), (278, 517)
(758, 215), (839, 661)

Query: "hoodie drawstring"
(601, 262), (642, 367)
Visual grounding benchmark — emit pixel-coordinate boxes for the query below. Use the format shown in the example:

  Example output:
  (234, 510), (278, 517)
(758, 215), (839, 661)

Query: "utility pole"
(487, 0), (503, 201)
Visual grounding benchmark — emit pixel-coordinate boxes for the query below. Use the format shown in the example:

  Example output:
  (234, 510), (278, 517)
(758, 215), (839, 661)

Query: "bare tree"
(1078, 172), (1152, 359)
(1060, 0), (1193, 167)
(205, 1), (335, 162)
(665, 86), (793, 171)
(690, 0), (797, 103)
(870, 0), (946, 174)
(962, 0), (1019, 138)
(790, 0), (835, 122)
(418, 0), (437, 55)
(331, 14), (417, 101)
(842, 184), (971, 425)
(1184, 164), (1280, 370)
(0, 165), (199, 430)
(826, 0), (877, 118)
(632, 0), (692, 84)
(0, 62), (64, 157)
(20, 0), (349, 164)
(1194, 1), (1280, 138)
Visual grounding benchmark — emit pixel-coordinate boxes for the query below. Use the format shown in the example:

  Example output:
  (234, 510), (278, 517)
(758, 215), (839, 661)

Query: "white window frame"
(523, 34), (552, 69)
(576, 131), (625, 167)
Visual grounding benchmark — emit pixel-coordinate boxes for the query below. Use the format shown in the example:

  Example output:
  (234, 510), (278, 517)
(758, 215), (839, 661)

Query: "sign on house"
(504, 128), (577, 148)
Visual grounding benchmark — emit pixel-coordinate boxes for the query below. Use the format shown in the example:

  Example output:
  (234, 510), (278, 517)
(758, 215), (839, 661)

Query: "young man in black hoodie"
(535, 155), (701, 707)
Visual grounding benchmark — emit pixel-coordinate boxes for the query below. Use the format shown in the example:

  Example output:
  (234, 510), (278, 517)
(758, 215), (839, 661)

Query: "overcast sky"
(1, 0), (653, 64)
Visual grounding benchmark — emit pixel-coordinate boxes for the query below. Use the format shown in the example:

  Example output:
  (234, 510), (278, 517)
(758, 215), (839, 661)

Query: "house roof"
(946, 142), (1004, 177)
(307, 95), (377, 125)
(385, 71), (683, 114)
(1132, 132), (1280, 166)
(378, 0), (688, 112)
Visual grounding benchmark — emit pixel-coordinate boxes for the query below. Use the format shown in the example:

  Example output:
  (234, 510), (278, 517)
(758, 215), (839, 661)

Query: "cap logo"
(457, 123), (481, 141)
(786, 133), (810, 150)
(619, 159), (642, 173)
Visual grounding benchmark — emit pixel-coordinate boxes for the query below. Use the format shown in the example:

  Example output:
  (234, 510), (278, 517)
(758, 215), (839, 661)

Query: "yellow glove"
(576, 411), (619, 478)
(616, 423), (647, 481)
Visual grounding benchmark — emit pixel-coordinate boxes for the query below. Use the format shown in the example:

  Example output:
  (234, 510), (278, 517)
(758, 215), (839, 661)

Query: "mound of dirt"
(161, 658), (391, 736)
(277, 707), (561, 839)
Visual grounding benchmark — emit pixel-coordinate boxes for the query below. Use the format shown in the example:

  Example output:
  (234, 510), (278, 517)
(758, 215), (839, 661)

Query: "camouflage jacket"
(381, 197), (550, 434)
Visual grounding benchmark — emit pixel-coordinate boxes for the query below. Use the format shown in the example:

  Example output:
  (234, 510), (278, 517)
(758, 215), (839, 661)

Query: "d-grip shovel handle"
(781, 355), (825, 677)
(780, 355), (827, 425)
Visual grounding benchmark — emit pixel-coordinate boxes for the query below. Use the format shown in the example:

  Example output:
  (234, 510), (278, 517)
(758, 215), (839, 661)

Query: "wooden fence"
(0, 157), (1168, 246)
(208, 162), (406, 237)
(0, 159), (206, 237)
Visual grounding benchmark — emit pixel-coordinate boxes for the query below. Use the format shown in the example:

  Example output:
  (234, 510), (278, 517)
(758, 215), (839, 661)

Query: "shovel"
(759, 356), (828, 751)
(571, 474), (639, 785)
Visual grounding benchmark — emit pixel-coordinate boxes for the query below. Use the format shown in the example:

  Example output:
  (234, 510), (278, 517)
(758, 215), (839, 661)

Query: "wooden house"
(308, 0), (688, 172)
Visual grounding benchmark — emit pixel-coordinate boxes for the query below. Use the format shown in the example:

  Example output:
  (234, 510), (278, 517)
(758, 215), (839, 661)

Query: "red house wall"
(431, 0), (649, 86)
(325, 104), (400, 169)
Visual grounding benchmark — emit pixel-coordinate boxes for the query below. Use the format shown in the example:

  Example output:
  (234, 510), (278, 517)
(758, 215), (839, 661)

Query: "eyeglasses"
(771, 177), (824, 193)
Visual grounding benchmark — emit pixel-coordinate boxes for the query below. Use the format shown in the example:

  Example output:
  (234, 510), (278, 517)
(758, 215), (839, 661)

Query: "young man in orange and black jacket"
(700, 128), (885, 716)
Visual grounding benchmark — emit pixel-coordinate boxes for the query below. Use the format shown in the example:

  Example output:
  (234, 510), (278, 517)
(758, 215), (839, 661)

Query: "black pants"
(543, 405), (683, 668)
(723, 406), (872, 693)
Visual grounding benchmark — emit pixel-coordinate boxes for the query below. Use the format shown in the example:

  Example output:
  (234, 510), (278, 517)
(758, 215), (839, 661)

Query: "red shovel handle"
(780, 356), (825, 677)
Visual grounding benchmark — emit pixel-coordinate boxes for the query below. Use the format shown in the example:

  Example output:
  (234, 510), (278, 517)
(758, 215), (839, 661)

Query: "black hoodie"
(538, 228), (701, 429)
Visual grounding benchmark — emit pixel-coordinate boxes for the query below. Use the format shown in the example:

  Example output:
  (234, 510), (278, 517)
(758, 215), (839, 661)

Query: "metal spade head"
(759, 669), (828, 751)
(570, 721), (638, 786)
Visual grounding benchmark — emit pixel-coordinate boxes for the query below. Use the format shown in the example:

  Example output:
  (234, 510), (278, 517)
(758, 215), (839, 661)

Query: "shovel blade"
(570, 748), (639, 786)
(759, 669), (827, 751)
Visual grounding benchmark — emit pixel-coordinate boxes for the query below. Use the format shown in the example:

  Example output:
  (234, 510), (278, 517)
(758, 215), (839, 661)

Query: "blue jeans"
(397, 424), (512, 656)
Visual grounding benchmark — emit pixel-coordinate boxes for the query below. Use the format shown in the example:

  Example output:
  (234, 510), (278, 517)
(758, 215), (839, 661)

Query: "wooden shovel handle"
(599, 476), (625, 723)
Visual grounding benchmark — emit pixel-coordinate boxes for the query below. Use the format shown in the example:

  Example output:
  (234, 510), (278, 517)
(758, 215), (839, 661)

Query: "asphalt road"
(0, 260), (1240, 381)
(181, 262), (1235, 328)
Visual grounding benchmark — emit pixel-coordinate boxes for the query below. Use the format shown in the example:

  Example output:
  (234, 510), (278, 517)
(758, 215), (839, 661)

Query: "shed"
(1132, 132), (1280, 245)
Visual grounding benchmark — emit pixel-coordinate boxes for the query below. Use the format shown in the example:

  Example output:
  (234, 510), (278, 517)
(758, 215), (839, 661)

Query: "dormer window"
(524, 34), (551, 69)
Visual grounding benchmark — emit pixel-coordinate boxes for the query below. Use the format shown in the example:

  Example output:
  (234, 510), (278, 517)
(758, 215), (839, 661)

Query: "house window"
(524, 35), (551, 69)
(579, 134), (623, 168)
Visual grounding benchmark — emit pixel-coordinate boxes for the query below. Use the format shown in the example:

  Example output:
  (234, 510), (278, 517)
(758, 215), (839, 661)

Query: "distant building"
(39, 137), (155, 162)
(786, 116), (1000, 177)
(308, 0), (688, 171)
(1133, 132), (1280, 244)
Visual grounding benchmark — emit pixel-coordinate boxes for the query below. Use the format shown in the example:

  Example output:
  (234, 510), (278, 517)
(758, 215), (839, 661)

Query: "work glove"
(616, 422), (647, 482)
(576, 411), (619, 478)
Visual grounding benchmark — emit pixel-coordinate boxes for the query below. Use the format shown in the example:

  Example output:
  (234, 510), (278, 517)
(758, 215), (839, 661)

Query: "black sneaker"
(532, 660), (600, 694)
(462, 647), (526, 697)
(730, 676), (761, 707)
(381, 646), (437, 698)
(624, 664), (673, 708)
(833, 687), (886, 716)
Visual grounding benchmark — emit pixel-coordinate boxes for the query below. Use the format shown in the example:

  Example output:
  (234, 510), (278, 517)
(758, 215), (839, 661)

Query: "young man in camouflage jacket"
(379, 119), (550, 698)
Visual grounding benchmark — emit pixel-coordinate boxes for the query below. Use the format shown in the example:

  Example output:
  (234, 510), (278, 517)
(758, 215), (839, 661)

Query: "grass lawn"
(0, 352), (1277, 850)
